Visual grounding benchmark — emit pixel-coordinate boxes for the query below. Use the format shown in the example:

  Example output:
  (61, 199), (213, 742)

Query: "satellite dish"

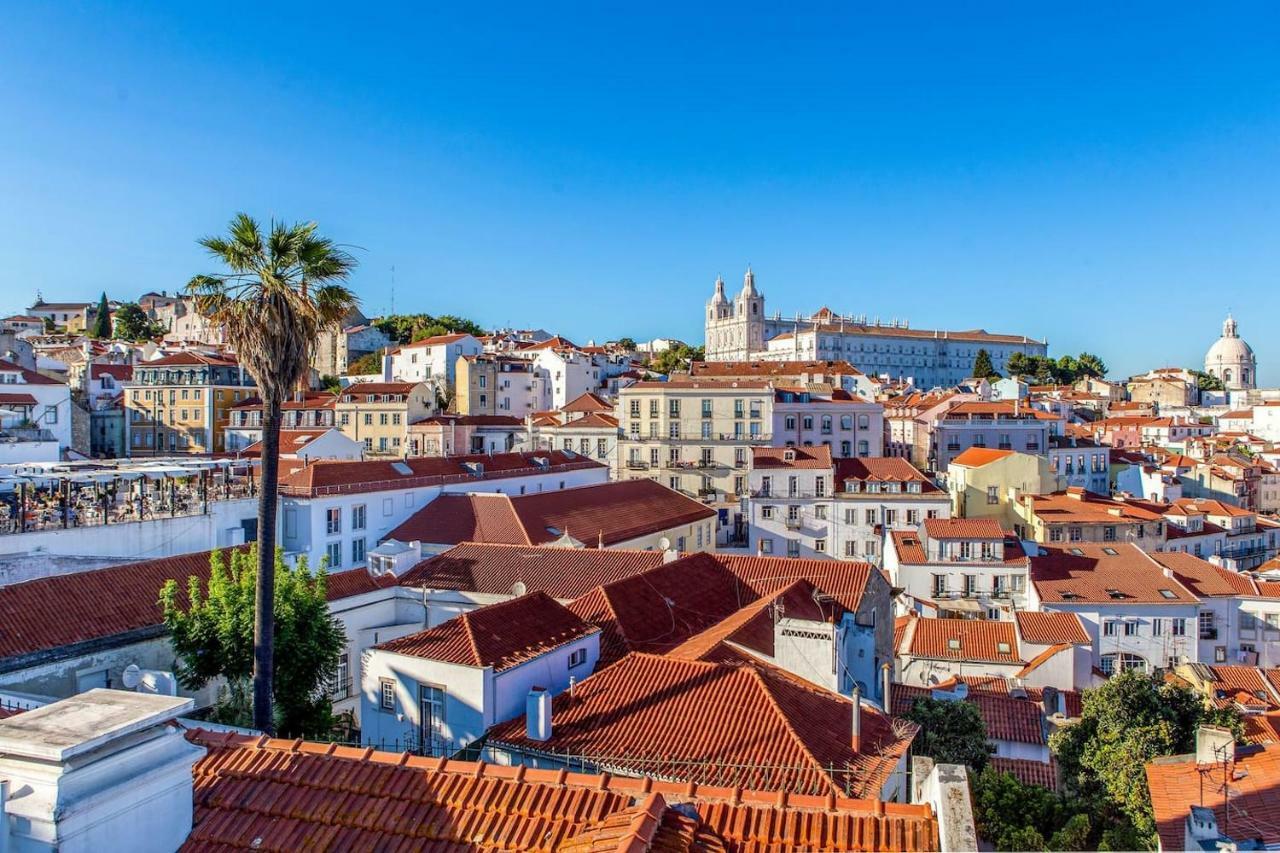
(511, 580), (527, 597)
(658, 537), (672, 551)
(122, 664), (142, 689)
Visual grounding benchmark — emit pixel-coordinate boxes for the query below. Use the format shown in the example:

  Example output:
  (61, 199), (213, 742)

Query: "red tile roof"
(374, 591), (597, 671)
(278, 450), (603, 496)
(666, 579), (835, 663)
(88, 363), (133, 381)
(948, 447), (1015, 468)
(1149, 551), (1259, 597)
(324, 567), (399, 600)
(557, 411), (620, 429)
(337, 381), (422, 400)
(1013, 611), (1090, 645)
(0, 393), (38, 406)
(142, 352), (239, 368)
(388, 480), (716, 548)
(185, 729), (939, 852)
(689, 360), (865, 378)
(834, 457), (939, 491)
(1029, 544), (1199, 605)
(989, 756), (1059, 791)
(922, 517), (1005, 540)
(1147, 742), (1280, 851)
(561, 392), (613, 413)
(753, 446), (832, 469)
(398, 543), (665, 600)
(0, 358), (62, 385)
(403, 332), (474, 347)
(0, 550), (395, 664)
(891, 684), (1046, 745)
(897, 617), (1022, 665)
(488, 653), (915, 799)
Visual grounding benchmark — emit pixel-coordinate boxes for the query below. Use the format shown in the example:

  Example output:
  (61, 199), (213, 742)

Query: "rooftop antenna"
(389, 265), (396, 315)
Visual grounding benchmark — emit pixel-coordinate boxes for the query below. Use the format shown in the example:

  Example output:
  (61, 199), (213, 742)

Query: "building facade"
(123, 352), (253, 456)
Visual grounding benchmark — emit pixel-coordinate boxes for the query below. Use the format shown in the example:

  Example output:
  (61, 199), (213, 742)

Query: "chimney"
(882, 662), (892, 713)
(851, 685), (863, 752)
(526, 687), (553, 742)
(0, 690), (202, 852)
(1195, 725), (1235, 767)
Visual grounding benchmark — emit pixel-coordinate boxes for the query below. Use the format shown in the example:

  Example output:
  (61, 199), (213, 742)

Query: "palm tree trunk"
(253, 393), (283, 733)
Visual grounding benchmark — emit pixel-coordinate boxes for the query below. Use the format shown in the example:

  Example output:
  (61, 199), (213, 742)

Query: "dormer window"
(783, 448), (796, 462)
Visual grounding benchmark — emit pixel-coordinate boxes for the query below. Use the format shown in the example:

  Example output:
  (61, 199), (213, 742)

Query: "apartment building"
(388, 332), (483, 389)
(615, 380), (772, 515)
(746, 448), (949, 563)
(224, 391), (337, 452)
(455, 354), (544, 418)
(947, 448), (1057, 532)
(123, 352), (254, 456)
(1016, 487), (1168, 549)
(771, 387), (884, 458)
(333, 381), (434, 456)
(883, 518), (1030, 618)
(919, 400), (1053, 476)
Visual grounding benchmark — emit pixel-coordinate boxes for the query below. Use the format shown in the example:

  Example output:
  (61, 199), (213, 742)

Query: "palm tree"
(187, 214), (357, 733)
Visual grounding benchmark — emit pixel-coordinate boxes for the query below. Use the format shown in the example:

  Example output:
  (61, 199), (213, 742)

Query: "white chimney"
(526, 687), (553, 742)
(0, 689), (202, 853)
(851, 685), (863, 752)
(882, 662), (893, 713)
(1195, 725), (1235, 766)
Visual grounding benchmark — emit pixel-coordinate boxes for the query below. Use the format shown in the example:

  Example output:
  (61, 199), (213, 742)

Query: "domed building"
(1204, 313), (1256, 391)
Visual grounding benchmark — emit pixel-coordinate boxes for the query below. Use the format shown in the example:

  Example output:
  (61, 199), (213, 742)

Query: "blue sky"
(2, 4), (1278, 380)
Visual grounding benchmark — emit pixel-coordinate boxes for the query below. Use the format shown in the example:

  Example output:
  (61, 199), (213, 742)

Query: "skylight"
(947, 638), (961, 650)
(1158, 589), (1177, 599)
(997, 642), (1011, 654)
(1102, 547), (1118, 555)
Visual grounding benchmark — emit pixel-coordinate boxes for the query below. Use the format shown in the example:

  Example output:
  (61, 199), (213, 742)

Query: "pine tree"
(90, 292), (112, 338)
(972, 348), (998, 379)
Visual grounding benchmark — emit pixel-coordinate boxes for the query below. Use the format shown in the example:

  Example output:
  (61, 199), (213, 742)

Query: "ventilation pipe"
(526, 687), (553, 742)
(882, 662), (893, 713)
(851, 684), (862, 752)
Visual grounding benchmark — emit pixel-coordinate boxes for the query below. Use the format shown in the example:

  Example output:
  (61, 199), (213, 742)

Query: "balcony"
(946, 443), (961, 451)
(784, 517), (802, 530)
(997, 442), (1012, 450)
(625, 460), (649, 470)
(697, 488), (717, 498)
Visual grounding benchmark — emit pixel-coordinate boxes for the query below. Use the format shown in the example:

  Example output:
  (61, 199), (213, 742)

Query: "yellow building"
(334, 381), (435, 456)
(124, 352), (254, 456)
(947, 447), (1056, 535)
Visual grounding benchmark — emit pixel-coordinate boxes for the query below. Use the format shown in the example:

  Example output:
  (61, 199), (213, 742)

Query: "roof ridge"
(458, 610), (486, 668)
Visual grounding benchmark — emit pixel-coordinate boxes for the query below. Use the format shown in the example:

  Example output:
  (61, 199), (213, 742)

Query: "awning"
(0, 394), (37, 406)
(939, 598), (983, 613)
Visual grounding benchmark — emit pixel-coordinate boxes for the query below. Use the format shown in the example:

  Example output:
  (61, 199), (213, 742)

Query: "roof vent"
(391, 462), (413, 477)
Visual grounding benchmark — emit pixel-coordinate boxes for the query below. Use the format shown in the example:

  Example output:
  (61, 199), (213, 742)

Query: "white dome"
(1206, 335), (1254, 364)
(1204, 313), (1256, 390)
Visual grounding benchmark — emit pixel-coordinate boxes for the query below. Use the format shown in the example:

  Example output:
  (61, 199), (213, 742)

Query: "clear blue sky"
(2, 4), (1278, 381)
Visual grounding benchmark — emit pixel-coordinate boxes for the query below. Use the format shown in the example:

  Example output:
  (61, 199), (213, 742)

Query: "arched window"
(1242, 369), (1250, 384)
(1224, 369), (1233, 383)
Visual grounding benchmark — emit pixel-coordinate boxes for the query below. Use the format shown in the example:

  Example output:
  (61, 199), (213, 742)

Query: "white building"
(703, 268), (1048, 388)
(0, 357), (73, 462)
(388, 332), (483, 389)
(276, 450), (609, 572)
(883, 518), (1030, 619)
(360, 592), (600, 755)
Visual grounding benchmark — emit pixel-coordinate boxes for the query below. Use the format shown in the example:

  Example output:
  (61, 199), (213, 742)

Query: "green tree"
(651, 343), (704, 376)
(1192, 369), (1224, 392)
(318, 374), (342, 393)
(1076, 352), (1107, 378)
(373, 312), (485, 345)
(160, 546), (345, 738)
(187, 213), (357, 733)
(1048, 814), (1093, 851)
(1006, 352), (1031, 377)
(90, 292), (112, 338)
(347, 351), (382, 375)
(901, 696), (990, 771)
(972, 348), (999, 379)
(615, 337), (637, 351)
(112, 302), (166, 341)
(1050, 670), (1242, 844)
(972, 766), (1095, 851)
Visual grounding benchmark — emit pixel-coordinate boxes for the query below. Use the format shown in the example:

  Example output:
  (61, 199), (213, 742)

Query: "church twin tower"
(705, 268), (765, 362)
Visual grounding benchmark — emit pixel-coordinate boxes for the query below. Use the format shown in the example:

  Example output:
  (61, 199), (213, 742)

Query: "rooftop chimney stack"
(1194, 724), (1235, 767)
(526, 687), (553, 742)
(851, 685), (863, 752)
(882, 662), (893, 713)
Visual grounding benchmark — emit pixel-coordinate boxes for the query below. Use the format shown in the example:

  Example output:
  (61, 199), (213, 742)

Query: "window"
(1199, 611), (1216, 639)
(418, 684), (446, 755)
(845, 541), (858, 557)
(568, 647), (587, 669)
(1123, 621), (1138, 636)
(814, 538), (827, 553)
(1068, 526), (1082, 542)
(352, 538), (366, 564)
(759, 538), (774, 554)
(786, 539), (800, 557)
(326, 507), (342, 535)
(379, 678), (396, 711)
(352, 504), (366, 531)
(907, 509), (920, 525)
(44, 405), (58, 424)
(1103, 620), (1119, 637)
(932, 574), (945, 597)
(986, 486), (998, 505)
(761, 505), (774, 519)
(1100, 653), (1147, 676)
(326, 541), (342, 567)
(865, 508), (877, 525)
(327, 653), (350, 698)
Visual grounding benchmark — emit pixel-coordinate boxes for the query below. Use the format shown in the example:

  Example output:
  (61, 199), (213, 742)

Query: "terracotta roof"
(0, 393), (37, 406)
(753, 446), (833, 469)
(0, 358), (62, 385)
(1149, 551), (1259, 597)
(922, 517), (1004, 540)
(690, 360), (864, 378)
(387, 480), (716, 548)
(1173, 497), (1255, 518)
(1147, 742), (1280, 851)
(989, 756), (1059, 791)
(1198, 665), (1280, 711)
(1030, 544), (1199, 605)
(88, 363), (133, 381)
(625, 380), (773, 391)
(898, 617), (1022, 665)
(337, 381), (421, 400)
(184, 729), (938, 852)
(1028, 490), (1164, 524)
(1013, 611), (1090, 645)
(0, 550), (401, 665)
(488, 653), (914, 799)
(666, 579), (837, 663)
(278, 450), (603, 496)
(891, 684), (1045, 745)
(413, 414), (524, 427)
(398, 543), (665, 600)
(561, 392), (613, 413)
(948, 447), (1015, 468)
(834, 457), (939, 490)
(557, 411), (620, 429)
(143, 352), (238, 368)
(403, 332), (474, 347)
(231, 392), (336, 411)
(374, 591), (598, 671)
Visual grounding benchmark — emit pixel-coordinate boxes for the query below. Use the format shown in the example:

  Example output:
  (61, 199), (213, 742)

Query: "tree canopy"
(90, 292), (112, 338)
(901, 695), (991, 772)
(347, 351), (383, 375)
(160, 546), (345, 738)
(649, 343), (704, 376)
(1050, 669), (1242, 846)
(972, 348), (999, 380)
(971, 768), (1092, 852)
(112, 302), (166, 341)
(1006, 352), (1108, 385)
(1191, 369), (1224, 391)
(374, 312), (485, 345)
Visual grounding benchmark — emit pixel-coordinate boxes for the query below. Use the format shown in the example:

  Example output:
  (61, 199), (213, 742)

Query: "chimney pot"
(526, 687), (553, 742)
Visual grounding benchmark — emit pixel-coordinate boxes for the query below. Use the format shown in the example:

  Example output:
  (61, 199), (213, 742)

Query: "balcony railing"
(784, 517), (802, 530)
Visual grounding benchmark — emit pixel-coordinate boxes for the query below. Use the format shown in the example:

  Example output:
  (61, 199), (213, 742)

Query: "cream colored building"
(947, 447), (1057, 533)
(334, 381), (435, 456)
(615, 380), (773, 508)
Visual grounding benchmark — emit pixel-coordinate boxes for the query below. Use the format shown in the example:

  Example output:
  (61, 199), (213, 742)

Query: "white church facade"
(1204, 313), (1256, 391)
(704, 268), (1049, 389)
